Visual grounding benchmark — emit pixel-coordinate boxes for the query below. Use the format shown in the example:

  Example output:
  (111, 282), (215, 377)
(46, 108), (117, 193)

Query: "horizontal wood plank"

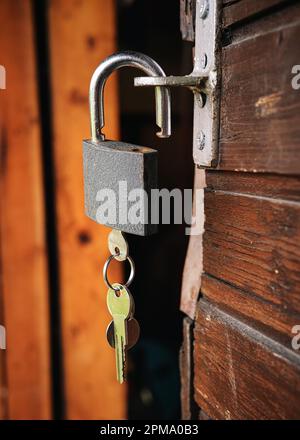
(223, 0), (289, 28)
(219, 16), (300, 174)
(203, 187), (300, 317)
(201, 274), (300, 346)
(194, 300), (300, 419)
(206, 171), (300, 202)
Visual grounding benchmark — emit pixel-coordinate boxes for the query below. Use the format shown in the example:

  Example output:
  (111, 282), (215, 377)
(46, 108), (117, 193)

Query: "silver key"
(107, 283), (132, 383)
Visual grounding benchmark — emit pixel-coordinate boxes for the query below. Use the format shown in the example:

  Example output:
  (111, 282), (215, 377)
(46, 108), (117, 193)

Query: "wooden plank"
(223, 0), (289, 28)
(0, 0), (51, 419)
(218, 15), (300, 174)
(180, 317), (198, 420)
(0, 267), (8, 419)
(203, 188), (300, 318)
(199, 410), (210, 420)
(206, 171), (300, 202)
(0, 349), (7, 420)
(194, 299), (300, 419)
(0, 167), (7, 419)
(48, 0), (125, 419)
(201, 274), (300, 346)
(180, 167), (206, 319)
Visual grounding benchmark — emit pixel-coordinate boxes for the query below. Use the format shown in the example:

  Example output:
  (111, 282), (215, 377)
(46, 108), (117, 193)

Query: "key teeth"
(122, 343), (126, 383)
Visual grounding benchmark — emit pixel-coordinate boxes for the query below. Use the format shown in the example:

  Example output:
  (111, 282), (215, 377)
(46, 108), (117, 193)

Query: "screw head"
(199, 0), (209, 19)
(197, 131), (206, 150)
(200, 53), (208, 69)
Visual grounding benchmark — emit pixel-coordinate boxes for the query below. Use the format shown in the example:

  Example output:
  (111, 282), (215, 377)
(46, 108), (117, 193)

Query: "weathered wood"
(48, 0), (125, 419)
(201, 274), (300, 347)
(0, 0), (52, 419)
(218, 15), (300, 174)
(185, 0), (300, 421)
(223, 0), (289, 28)
(194, 300), (300, 420)
(199, 410), (210, 420)
(204, 171), (300, 341)
(203, 188), (300, 317)
(180, 168), (206, 319)
(180, 317), (198, 420)
(206, 171), (300, 202)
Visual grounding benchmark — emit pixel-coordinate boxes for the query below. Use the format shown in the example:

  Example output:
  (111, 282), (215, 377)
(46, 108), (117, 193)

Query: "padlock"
(83, 51), (171, 235)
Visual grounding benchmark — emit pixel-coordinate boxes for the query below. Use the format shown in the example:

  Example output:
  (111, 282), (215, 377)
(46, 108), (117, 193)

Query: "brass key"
(107, 283), (132, 383)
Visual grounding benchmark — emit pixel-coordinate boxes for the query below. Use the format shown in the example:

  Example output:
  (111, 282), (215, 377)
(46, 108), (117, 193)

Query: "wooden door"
(0, 0), (124, 420)
(180, 0), (300, 420)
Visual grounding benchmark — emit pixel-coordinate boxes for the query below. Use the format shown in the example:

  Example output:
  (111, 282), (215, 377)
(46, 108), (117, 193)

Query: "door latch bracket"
(134, 0), (221, 168)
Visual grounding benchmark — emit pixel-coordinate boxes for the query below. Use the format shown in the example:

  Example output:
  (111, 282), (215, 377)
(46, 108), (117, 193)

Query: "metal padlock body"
(83, 139), (157, 235)
(83, 51), (171, 236)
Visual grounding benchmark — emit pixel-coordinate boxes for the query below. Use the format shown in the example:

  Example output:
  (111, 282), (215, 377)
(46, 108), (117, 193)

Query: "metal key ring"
(103, 254), (135, 291)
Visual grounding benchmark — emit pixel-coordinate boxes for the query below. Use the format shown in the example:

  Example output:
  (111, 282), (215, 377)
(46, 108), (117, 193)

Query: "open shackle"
(89, 51), (171, 142)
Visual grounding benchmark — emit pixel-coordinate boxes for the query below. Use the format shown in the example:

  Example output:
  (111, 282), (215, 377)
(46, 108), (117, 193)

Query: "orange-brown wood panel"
(0, 351), (7, 419)
(48, 0), (125, 419)
(0, 206), (6, 419)
(0, 0), (51, 419)
(0, 281), (7, 419)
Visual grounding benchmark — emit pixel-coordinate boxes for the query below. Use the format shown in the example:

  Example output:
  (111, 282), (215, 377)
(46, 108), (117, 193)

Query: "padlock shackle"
(89, 51), (171, 141)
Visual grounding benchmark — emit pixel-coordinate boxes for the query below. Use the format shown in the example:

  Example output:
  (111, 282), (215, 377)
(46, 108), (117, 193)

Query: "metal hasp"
(134, 0), (221, 168)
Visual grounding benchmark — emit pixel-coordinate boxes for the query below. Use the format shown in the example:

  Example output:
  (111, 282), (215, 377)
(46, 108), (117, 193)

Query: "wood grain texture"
(0, 0), (51, 419)
(201, 274), (300, 347)
(223, 0), (289, 27)
(0, 180), (7, 419)
(198, 410), (210, 420)
(48, 0), (125, 419)
(187, 1), (300, 421)
(206, 171), (300, 202)
(194, 300), (300, 420)
(218, 15), (300, 174)
(203, 186), (300, 318)
(180, 317), (198, 420)
(180, 168), (206, 319)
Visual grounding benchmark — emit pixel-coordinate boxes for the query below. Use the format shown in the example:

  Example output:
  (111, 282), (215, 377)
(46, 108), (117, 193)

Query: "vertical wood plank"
(0, 169), (7, 419)
(180, 167), (206, 319)
(180, 317), (198, 420)
(0, 270), (8, 419)
(48, 0), (125, 419)
(0, 0), (52, 419)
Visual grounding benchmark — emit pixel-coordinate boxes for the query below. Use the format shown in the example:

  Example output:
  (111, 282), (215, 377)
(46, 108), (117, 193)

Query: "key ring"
(103, 254), (135, 291)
